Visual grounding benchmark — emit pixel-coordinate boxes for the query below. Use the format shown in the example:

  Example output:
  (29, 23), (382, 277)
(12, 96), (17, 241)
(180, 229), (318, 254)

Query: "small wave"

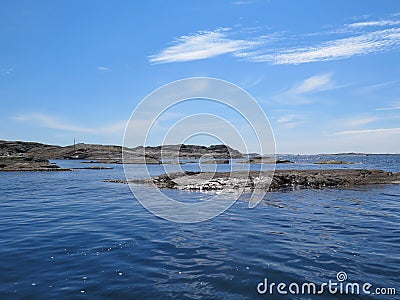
(380, 192), (400, 198)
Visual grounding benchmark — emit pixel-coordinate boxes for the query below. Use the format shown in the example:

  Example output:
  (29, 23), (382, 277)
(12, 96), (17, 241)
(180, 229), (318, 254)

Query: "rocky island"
(113, 169), (400, 191)
(0, 156), (70, 172)
(0, 140), (246, 171)
(0, 140), (242, 165)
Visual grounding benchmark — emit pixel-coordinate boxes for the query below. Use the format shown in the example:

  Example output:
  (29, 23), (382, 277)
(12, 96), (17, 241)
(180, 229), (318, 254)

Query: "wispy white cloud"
(291, 73), (334, 94)
(335, 127), (400, 135)
(150, 17), (400, 65)
(232, 0), (257, 5)
(149, 28), (262, 64)
(347, 20), (400, 28)
(272, 73), (335, 104)
(357, 80), (399, 94)
(342, 117), (378, 127)
(275, 114), (305, 128)
(239, 76), (264, 89)
(249, 28), (400, 64)
(100, 121), (127, 134)
(14, 113), (94, 133)
(376, 106), (400, 111)
(0, 68), (13, 75)
(13, 113), (125, 135)
(97, 66), (111, 71)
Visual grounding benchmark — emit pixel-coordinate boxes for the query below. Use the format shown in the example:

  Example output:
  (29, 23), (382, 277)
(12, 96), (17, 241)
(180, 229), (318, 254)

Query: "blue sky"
(1, 0), (399, 153)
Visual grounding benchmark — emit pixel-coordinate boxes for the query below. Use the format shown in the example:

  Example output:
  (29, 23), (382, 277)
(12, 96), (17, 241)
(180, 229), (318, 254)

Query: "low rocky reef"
(0, 156), (70, 172)
(0, 156), (113, 172)
(314, 160), (355, 165)
(107, 169), (400, 192)
(71, 166), (113, 170)
(239, 157), (293, 164)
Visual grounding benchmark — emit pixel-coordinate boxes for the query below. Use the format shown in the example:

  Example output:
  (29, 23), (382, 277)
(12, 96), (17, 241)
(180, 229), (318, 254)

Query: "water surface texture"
(0, 155), (399, 299)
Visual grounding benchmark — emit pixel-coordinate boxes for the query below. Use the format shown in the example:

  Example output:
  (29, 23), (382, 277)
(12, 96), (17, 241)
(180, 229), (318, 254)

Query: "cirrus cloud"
(150, 17), (400, 65)
(149, 28), (262, 64)
(13, 113), (126, 135)
(250, 28), (400, 64)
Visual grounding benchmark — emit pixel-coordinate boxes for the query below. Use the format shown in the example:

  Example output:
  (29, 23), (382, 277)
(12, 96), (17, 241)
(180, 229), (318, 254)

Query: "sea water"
(0, 155), (399, 299)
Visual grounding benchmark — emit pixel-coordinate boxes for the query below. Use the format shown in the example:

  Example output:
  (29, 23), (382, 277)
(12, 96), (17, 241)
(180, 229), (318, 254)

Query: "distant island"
(0, 140), (299, 170)
(0, 140), (244, 170)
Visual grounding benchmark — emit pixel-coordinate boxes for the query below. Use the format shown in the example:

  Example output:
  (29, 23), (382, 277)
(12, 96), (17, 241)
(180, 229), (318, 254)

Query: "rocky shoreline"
(108, 169), (400, 191)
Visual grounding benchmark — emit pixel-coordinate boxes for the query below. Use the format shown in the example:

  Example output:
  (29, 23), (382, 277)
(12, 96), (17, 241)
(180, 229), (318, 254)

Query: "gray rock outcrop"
(119, 169), (400, 192)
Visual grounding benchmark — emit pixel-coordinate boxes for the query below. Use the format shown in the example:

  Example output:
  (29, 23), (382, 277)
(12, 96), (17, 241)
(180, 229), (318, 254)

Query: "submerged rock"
(200, 159), (230, 164)
(71, 166), (113, 170)
(240, 157), (294, 164)
(275, 159), (293, 164)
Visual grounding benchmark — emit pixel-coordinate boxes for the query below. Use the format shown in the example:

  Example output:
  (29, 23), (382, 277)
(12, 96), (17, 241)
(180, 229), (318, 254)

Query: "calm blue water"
(0, 155), (399, 299)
